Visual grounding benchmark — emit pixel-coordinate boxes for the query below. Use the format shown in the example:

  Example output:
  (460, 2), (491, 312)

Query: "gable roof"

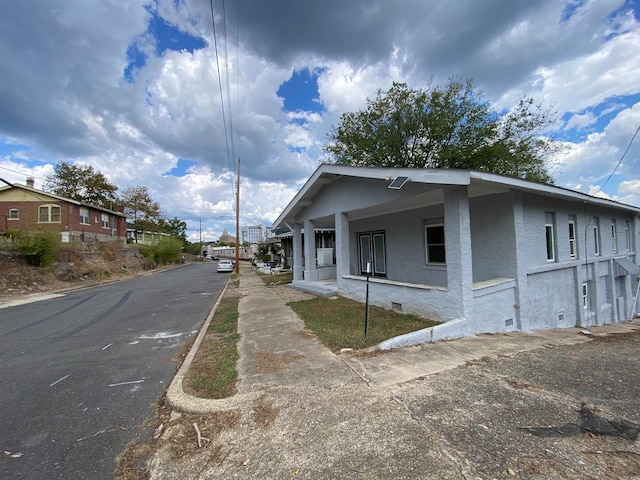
(0, 182), (126, 217)
(274, 164), (640, 228)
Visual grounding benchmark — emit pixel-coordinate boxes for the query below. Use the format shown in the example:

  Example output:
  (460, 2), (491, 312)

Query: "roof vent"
(388, 176), (409, 189)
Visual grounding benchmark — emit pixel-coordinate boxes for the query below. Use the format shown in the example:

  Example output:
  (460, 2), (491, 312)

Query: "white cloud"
(1, 0), (640, 242)
(565, 112), (598, 130)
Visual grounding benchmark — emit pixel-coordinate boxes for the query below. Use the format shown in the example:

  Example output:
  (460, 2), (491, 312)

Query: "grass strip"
(184, 278), (240, 399)
(289, 296), (440, 352)
(255, 271), (293, 286)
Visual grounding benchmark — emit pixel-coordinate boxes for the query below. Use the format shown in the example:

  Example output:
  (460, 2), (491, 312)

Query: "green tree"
(120, 186), (162, 243)
(324, 79), (559, 183)
(44, 161), (119, 208)
(159, 216), (187, 242)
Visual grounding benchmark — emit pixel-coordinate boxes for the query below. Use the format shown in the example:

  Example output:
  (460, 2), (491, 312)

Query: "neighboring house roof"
(0, 183), (125, 217)
(274, 164), (640, 228)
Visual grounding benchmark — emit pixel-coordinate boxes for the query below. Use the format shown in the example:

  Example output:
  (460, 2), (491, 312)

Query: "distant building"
(219, 228), (235, 244)
(241, 225), (263, 244)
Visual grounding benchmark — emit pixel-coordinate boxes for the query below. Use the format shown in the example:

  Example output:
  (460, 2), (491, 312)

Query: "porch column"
(335, 212), (350, 281)
(293, 223), (303, 281)
(304, 219), (319, 281)
(512, 191), (530, 331)
(444, 185), (473, 321)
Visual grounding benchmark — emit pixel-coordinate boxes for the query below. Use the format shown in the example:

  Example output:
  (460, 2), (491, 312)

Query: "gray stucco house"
(273, 164), (640, 348)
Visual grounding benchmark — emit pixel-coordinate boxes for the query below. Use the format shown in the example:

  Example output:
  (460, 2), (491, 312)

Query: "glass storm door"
(359, 232), (386, 277)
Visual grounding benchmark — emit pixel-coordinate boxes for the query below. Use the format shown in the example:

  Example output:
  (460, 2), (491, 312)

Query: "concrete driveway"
(149, 264), (640, 479)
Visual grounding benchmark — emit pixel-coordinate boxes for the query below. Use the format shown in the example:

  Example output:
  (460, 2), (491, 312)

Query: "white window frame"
(79, 207), (90, 225)
(425, 223), (446, 265)
(625, 220), (631, 251)
(545, 223), (556, 262)
(568, 217), (577, 260)
(582, 282), (588, 310)
(8, 208), (19, 220)
(101, 213), (109, 228)
(38, 204), (61, 223)
(611, 220), (617, 254)
(593, 218), (600, 256)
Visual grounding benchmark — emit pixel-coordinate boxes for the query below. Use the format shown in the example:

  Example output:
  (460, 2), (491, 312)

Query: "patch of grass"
(184, 293), (240, 399)
(256, 270), (293, 286)
(288, 296), (440, 352)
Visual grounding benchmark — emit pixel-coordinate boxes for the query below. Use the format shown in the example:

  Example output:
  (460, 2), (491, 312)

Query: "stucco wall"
(349, 204), (447, 286)
(469, 193), (517, 282)
(526, 268), (579, 329)
(339, 276), (455, 322)
(473, 281), (517, 332)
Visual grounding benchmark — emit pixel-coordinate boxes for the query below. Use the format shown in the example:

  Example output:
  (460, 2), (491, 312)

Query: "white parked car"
(217, 259), (234, 273)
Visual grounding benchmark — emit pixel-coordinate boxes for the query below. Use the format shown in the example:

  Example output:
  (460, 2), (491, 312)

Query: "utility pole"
(235, 158), (240, 273)
(199, 218), (202, 259)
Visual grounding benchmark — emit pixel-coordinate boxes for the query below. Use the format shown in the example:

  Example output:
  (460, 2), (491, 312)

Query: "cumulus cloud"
(0, 0), (639, 241)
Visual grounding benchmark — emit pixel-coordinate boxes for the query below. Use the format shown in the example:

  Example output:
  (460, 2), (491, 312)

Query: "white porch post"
(293, 223), (303, 281)
(444, 185), (473, 321)
(511, 191), (530, 331)
(304, 219), (318, 281)
(335, 212), (350, 281)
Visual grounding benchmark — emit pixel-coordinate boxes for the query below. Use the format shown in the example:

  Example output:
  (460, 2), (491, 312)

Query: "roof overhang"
(273, 165), (640, 229)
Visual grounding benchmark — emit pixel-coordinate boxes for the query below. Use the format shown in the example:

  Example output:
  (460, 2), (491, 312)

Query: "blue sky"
(0, 0), (639, 242)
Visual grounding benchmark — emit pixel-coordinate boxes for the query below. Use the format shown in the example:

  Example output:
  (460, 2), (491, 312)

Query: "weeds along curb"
(165, 275), (261, 414)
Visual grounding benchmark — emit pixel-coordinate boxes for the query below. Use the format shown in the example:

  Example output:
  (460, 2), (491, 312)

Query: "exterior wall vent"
(391, 302), (403, 311)
(557, 310), (565, 323)
(505, 318), (514, 327)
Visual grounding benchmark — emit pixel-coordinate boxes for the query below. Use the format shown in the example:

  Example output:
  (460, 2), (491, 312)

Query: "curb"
(165, 274), (261, 414)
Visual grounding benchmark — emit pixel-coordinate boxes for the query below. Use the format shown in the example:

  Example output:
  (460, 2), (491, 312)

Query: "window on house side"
(425, 224), (446, 264)
(38, 204), (61, 223)
(101, 213), (109, 228)
(611, 220), (617, 254)
(582, 282), (588, 310)
(625, 220), (631, 251)
(80, 207), (89, 224)
(568, 218), (577, 260)
(8, 209), (19, 219)
(545, 224), (556, 262)
(593, 220), (600, 256)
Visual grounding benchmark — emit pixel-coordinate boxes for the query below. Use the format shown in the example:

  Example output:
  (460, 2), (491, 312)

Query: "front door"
(359, 232), (386, 277)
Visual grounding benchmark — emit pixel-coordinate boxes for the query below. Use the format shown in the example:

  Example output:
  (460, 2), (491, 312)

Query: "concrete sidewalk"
(153, 262), (640, 479)
(167, 261), (640, 411)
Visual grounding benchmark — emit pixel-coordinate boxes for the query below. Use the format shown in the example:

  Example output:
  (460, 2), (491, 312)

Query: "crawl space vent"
(391, 302), (403, 311)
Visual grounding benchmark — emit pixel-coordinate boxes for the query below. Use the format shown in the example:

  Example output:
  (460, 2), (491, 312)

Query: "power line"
(591, 124), (640, 197)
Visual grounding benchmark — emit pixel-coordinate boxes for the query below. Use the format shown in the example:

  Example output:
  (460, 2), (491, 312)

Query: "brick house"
(0, 178), (126, 245)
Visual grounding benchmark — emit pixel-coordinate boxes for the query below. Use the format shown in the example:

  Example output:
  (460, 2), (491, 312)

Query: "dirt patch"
(114, 396), (173, 480)
(252, 395), (279, 428)
(254, 350), (305, 373)
(0, 250), (150, 298)
(166, 411), (242, 459)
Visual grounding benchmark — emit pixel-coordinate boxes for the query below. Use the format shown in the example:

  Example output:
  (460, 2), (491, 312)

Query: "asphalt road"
(0, 262), (228, 480)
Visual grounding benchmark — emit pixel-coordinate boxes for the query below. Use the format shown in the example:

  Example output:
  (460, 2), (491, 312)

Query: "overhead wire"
(590, 123), (640, 197)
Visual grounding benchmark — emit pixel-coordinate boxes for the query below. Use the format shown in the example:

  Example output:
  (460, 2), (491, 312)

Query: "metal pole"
(235, 158), (240, 274)
(364, 262), (370, 343)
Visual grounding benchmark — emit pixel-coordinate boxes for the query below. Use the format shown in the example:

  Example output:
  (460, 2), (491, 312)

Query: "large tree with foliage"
(158, 216), (187, 242)
(44, 161), (119, 208)
(120, 185), (162, 243)
(324, 79), (560, 183)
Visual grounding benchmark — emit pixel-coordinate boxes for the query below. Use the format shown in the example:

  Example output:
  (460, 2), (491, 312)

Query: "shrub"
(16, 231), (60, 267)
(139, 237), (183, 265)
